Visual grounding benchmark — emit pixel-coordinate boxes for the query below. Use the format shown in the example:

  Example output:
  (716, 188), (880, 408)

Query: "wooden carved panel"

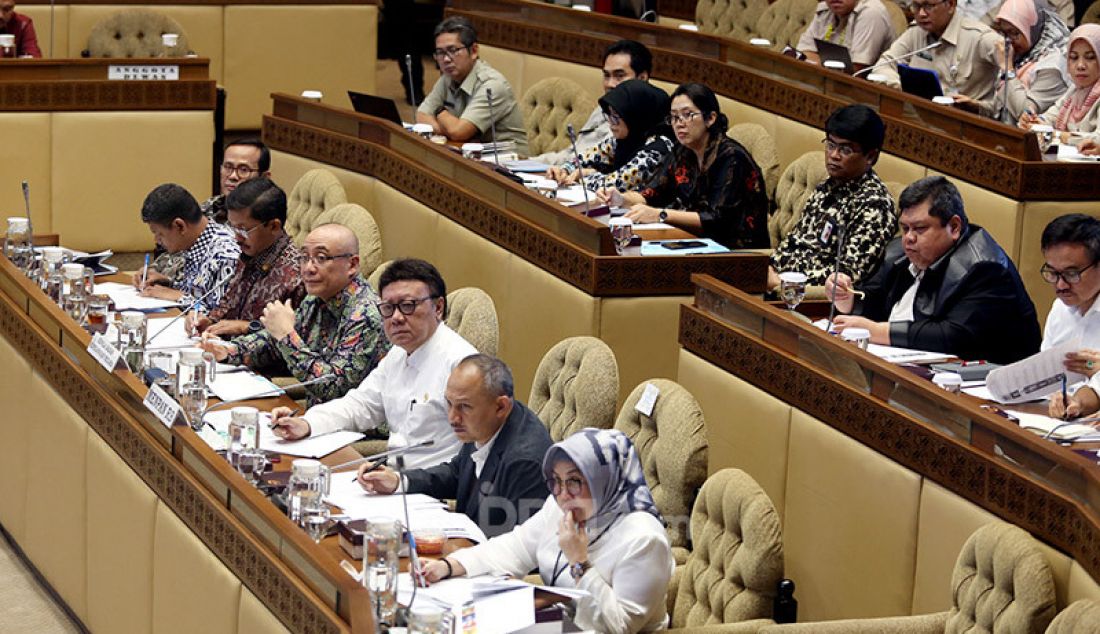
(0, 80), (216, 111)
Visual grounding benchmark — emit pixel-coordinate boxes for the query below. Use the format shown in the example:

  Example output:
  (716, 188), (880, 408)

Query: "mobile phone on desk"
(661, 240), (707, 250)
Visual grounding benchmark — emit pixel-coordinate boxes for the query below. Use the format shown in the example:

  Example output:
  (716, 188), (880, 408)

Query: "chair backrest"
(883, 0), (911, 35)
(754, 0), (821, 51)
(1083, 0), (1100, 25)
(671, 469), (784, 627)
(445, 288), (499, 356)
(696, 0), (771, 40)
(945, 522), (1057, 633)
(728, 123), (780, 203)
(528, 336), (619, 442)
(311, 203), (383, 277)
(614, 379), (708, 554)
(770, 150), (827, 248)
(367, 259), (392, 295)
(1045, 600), (1100, 633)
(521, 77), (597, 158)
(285, 169), (348, 245)
(84, 9), (192, 58)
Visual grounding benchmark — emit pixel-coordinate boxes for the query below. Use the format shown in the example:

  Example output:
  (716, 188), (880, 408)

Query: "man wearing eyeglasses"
(201, 223), (389, 406)
(186, 178), (304, 337)
(416, 16), (529, 156)
(826, 175), (1040, 364)
(873, 0), (1004, 115)
(769, 105), (897, 292)
(268, 258), (478, 468)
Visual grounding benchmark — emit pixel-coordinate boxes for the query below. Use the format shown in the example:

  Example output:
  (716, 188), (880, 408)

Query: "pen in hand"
(269, 407), (302, 430)
(140, 253), (150, 290)
(1061, 374), (1070, 421)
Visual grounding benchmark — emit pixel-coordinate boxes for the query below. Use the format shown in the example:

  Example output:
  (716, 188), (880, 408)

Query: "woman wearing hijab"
(1020, 24), (1100, 143)
(423, 428), (674, 634)
(545, 79), (674, 193)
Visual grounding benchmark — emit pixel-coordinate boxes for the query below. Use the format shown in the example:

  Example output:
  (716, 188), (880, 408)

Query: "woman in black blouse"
(599, 83), (769, 249)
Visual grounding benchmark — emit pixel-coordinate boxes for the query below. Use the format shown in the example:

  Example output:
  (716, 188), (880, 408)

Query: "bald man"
(201, 223), (389, 405)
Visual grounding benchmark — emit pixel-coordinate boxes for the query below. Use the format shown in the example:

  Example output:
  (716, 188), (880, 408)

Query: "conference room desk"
(0, 257), (381, 633)
(448, 0), (1100, 325)
(675, 273), (1100, 623)
(263, 93), (768, 402)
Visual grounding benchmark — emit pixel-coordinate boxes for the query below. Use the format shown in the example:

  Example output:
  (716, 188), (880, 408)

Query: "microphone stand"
(853, 41), (942, 77)
(485, 87), (502, 168)
(404, 54), (418, 111)
(143, 269), (234, 346)
(998, 33), (1016, 123)
(826, 223), (848, 333)
(329, 439), (436, 471)
(567, 123), (591, 214)
(193, 375), (337, 430)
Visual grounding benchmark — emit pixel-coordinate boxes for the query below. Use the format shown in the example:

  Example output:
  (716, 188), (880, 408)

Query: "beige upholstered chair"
(728, 123), (780, 203)
(884, 0), (911, 35)
(769, 151), (827, 248)
(367, 259), (392, 293)
(1045, 600), (1100, 633)
(521, 78), (597, 158)
(614, 379), (708, 565)
(696, 0), (771, 40)
(754, 0), (821, 51)
(312, 203), (383, 277)
(83, 10), (193, 58)
(529, 336), (619, 442)
(285, 169), (348, 245)
(1083, 0), (1100, 25)
(445, 288), (499, 356)
(667, 469), (783, 632)
(760, 522), (1057, 633)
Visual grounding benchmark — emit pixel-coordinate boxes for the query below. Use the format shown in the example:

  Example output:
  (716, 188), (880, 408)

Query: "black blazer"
(855, 225), (1040, 364)
(404, 400), (552, 537)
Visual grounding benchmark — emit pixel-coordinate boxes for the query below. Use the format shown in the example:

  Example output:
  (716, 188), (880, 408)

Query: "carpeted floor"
(0, 529), (82, 633)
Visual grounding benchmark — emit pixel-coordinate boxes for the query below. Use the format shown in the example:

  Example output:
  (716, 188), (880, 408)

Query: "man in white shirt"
(270, 258), (477, 468)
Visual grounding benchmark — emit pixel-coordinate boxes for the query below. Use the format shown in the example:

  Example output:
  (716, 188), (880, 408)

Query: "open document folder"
(200, 410), (364, 459)
(986, 342), (1087, 404)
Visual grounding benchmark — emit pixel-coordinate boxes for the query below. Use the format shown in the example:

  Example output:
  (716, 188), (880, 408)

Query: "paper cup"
(750, 38), (772, 47)
(161, 33), (179, 47)
(300, 90), (323, 102)
(866, 73), (888, 83)
(823, 60), (846, 70)
(678, 24), (700, 31)
(932, 96), (955, 106)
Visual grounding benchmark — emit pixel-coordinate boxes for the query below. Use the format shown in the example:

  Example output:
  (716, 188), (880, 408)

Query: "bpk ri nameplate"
(87, 332), (123, 372)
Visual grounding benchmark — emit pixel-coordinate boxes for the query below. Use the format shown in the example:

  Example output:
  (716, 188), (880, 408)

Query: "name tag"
(108, 65), (180, 81)
(634, 382), (660, 417)
(87, 332), (123, 372)
(143, 382), (183, 428)
(819, 218), (837, 246)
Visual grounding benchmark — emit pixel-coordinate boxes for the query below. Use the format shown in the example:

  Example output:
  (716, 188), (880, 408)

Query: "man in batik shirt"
(201, 223), (389, 405)
(769, 104), (897, 291)
(187, 178), (304, 337)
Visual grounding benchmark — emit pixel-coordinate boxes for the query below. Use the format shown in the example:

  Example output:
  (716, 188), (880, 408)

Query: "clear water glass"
(778, 271), (808, 312)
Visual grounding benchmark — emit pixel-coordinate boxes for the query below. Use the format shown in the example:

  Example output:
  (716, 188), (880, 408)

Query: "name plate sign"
(108, 65), (180, 81)
(143, 382), (182, 428)
(87, 332), (123, 372)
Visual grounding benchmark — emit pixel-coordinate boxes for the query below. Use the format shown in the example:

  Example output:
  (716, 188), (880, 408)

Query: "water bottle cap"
(7, 216), (28, 229)
(292, 458), (322, 477)
(231, 406), (259, 424)
(121, 311), (145, 328)
(179, 347), (204, 363)
(41, 247), (65, 263)
(62, 262), (84, 278)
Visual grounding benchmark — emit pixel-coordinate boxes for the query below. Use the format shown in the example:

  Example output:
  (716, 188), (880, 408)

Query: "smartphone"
(661, 240), (708, 250)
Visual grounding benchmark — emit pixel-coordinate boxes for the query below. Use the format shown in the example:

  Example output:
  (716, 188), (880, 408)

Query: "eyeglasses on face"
(910, 0), (947, 13)
(546, 476), (584, 496)
(221, 162), (260, 178)
(822, 138), (862, 158)
(432, 45), (469, 60)
(666, 111), (703, 126)
(230, 222), (266, 240)
(1041, 261), (1098, 284)
(295, 253), (355, 267)
(375, 296), (436, 318)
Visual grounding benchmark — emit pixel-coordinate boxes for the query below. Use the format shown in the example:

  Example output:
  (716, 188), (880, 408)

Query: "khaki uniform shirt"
(796, 0), (897, 66)
(419, 59), (529, 156)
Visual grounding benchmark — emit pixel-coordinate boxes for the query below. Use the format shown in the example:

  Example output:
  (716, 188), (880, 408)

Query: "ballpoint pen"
(1061, 374), (1069, 421)
(268, 406), (302, 430)
(140, 253), (150, 289)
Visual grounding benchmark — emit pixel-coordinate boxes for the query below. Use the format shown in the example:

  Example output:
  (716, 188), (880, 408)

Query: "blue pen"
(140, 253), (150, 289)
(1062, 374), (1069, 421)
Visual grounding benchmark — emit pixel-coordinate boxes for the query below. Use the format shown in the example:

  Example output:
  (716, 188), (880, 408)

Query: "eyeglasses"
(666, 111), (703, 126)
(230, 222), (266, 240)
(376, 296), (436, 318)
(822, 138), (862, 158)
(221, 162), (261, 178)
(909, 0), (946, 13)
(546, 476), (585, 496)
(604, 111), (623, 125)
(432, 45), (469, 60)
(295, 253), (355, 267)
(1041, 261), (1097, 284)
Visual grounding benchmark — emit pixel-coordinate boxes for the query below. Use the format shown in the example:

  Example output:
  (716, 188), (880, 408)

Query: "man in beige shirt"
(797, 0), (897, 71)
(874, 0), (1004, 113)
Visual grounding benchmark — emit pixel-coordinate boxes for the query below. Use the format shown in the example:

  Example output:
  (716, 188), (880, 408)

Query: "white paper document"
(96, 281), (181, 311)
(1004, 410), (1100, 441)
(811, 320), (953, 363)
(1056, 143), (1100, 162)
(208, 371), (281, 402)
(397, 575), (536, 634)
(201, 410), (364, 458)
(985, 343), (1086, 404)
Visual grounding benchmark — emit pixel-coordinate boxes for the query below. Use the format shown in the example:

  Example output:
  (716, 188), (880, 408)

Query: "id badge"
(819, 218), (837, 246)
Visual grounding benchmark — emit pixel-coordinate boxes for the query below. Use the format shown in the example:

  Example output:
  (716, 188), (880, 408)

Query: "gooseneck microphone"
(404, 54), (418, 112)
(144, 271), (234, 346)
(854, 41), (942, 77)
(198, 375), (337, 421)
(567, 123), (591, 213)
(998, 33), (1015, 122)
(826, 223), (848, 334)
(21, 181), (33, 243)
(328, 439), (436, 472)
(485, 87), (502, 167)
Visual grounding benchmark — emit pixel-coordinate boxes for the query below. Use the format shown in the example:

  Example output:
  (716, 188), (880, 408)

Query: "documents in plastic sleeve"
(200, 410), (364, 458)
(1004, 410), (1100, 442)
(985, 342), (1087, 404)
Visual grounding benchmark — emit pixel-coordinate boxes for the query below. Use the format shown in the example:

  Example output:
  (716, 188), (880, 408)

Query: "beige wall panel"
(0, 334), (32, 542)
(522, 53), (604, 102)
(600, 295), (688, 403)
(1018, 200), (1100, 326)
(875, 151), (926, 195)
(22, 369), (88, 619)
(85, 432), (155, 634)
(18, 5), (68, 61)
(783, 409), (920, 621)
(505, 258), (599, 403)
(371, 182), (440, 264)
(0, 113), (51, 233)
(223, 5), (378, 130)
(676, 349), (791, 519)
(238, 588), (291, 634)
(51, 111), (212, 253)
(910, 480), (998, 615)
(1067, 561), (1100, 604)
(151, 503), (240, 634)
(433, 217), (513, 310)
(477, 45), (527, 102)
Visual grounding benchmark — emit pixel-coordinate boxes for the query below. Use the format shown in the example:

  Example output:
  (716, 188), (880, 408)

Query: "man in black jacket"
(357, 354), (552, 537)
(827, 175), (1040, 364)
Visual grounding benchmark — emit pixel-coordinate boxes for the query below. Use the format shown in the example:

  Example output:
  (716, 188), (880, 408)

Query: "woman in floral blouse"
(599, 82), (770, 249)
(546, 79), (673, 193)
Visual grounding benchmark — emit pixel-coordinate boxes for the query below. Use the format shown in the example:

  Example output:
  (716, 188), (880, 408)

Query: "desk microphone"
(144, 270), (234, 346)
(21, 181), (34, 243)
(485, 87), (503, 168)
(998, 33), (1015, 122)
(329, 439), (436, 472)
(567, 123), (591, 214)
(825, 222), (848, 333)
(404, 54), (418, 111)
(853, 41), (941, 77)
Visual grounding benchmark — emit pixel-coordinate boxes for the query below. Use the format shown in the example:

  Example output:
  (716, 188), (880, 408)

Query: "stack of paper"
(95, 281), (180, 311)
(201, 410), (365, 458)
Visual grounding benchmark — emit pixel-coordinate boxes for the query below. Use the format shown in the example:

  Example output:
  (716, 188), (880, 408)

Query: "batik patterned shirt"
(151, 194), (228, 280)
(770, 169), (897, 285)
(225, 276), (390, 406)
(201, 194), (229, 224)
(560, 134), (676, 192)
(208, 233), (305, 323)
(178, 220), (240, 308)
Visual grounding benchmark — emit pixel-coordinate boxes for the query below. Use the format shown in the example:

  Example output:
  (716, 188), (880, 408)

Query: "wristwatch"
(658, 209), (669, 223)
(569, 560), (592, 582)
(248, 320), (263, 333)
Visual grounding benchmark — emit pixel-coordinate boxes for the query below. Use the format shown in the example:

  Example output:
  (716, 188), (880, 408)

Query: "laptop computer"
(897, 64), (944, 100)
(814, 39), (854, 74)
(347, 91), (403, 126)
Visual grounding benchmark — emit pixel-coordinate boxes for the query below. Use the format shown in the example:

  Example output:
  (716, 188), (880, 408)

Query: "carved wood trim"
(657, 0), (697, 21)
(0, 80), (216, 111)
